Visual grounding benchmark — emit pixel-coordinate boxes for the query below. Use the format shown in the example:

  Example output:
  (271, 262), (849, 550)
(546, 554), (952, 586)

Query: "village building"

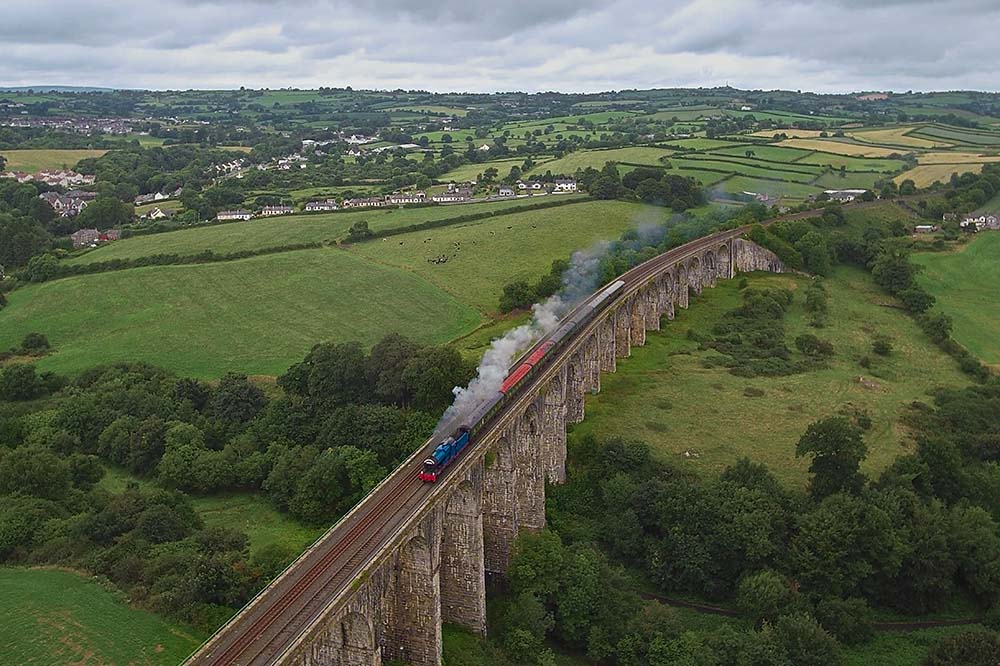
(823, 189), (869, 202)
(960, 214), (1000, 232)
(260, 205), (295, 217)
(553, 178), (578, 192)
(216, 210), (253, 221)
(432, 188), (473, 203)
(914, 224), (939, 234)
(386, 191), (427, 205)
(70, 228), (101, 248)
(305, 199), (339, 212)
(39, 191), (89, 217)
(497, 186), (515, 197)
(146, 207), (176, 221)
(342, 197), (387, 209)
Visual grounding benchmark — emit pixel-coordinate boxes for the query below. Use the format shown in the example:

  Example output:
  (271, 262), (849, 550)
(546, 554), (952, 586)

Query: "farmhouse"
(823, 189), (869, 202)
(553, 178), (578, 192)
(342, 197), (386, 209)
(39, 191), (89, 217)
(260, 205), (295, 217)
(135, 191), (172, 205)
(497, 186), (515, 197)
(217, 210), (253, 221)
(516, 180), (544, 191)
(386, 191), (427, 205)
(70, 228), (101, 248)
(305, 199), (339, 212)
(914, 225), (939, 234)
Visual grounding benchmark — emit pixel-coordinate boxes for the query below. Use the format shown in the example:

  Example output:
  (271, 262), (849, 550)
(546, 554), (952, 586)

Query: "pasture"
(798, 152), (907, 172)
(749, 129), (827, 139)
(708, 144), (814, 162)
(68, 198), (578, 265)
(912, 124), (1000, 146)
(440, 158), (538, 182)
(0, 148), (107, 172)
(917, 151), (1000, 164)
(569, 266), (967, 487)
(913, 233), (1000, 364)
(715, 175), (823, 199)
(193, 494), (323, 558)
(528, 147), (673, 174)
(0, 248), (481, 378)
(848, 126), (951, 149)
(0, 568), (204, 666)
(675, 156), (821, 182)
(351, 200), (657, 312)
(776, 139), (904, 158)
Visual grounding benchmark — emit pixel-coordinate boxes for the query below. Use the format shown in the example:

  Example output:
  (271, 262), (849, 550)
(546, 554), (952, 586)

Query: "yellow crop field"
(849, 127), (951, 149)
(776, 138), (903, 157)
(895, 163), (986, 187)
(918, 151), (1000, 164)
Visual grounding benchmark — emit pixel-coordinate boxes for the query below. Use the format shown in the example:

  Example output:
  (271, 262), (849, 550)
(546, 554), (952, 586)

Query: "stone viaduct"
(188, 235), (783, 666)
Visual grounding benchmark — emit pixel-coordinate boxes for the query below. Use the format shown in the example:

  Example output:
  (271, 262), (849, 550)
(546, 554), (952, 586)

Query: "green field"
(797, 152), (907, 172)
(351, 200), (656, 312)
(528, 147), (673, 174)
(813, 170), (883, 189)
(0, 148), (107, 172)
(68, 198), (581, 265)
(708, 144), (814, 162)
(674, 157), (820, 182)
(569, 266), (967, 487)
(716, 175), (823, 199)
(913, 234), (1000, 364)
(0, 568), (204, 666)
(0, 248), (481, 378)
(192, 494), (323, 558)
(440, 158), (540, 182)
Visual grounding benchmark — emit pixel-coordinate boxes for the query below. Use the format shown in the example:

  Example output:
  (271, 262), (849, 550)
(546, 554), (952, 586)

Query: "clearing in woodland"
(569, 266), (966, 487)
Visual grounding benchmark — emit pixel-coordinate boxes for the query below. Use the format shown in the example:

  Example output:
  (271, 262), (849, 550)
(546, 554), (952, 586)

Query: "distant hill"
(0, 85), (121, 93)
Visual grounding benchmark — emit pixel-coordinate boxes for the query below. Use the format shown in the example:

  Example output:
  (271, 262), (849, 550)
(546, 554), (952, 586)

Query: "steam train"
(419, 279), (626, 483)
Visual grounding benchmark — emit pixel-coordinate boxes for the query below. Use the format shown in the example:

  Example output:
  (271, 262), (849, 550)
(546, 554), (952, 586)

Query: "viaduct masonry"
(199, 236), (784, 666)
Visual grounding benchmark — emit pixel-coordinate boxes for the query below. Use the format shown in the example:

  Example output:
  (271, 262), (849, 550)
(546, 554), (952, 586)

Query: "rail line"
(187, 226), (747, 666)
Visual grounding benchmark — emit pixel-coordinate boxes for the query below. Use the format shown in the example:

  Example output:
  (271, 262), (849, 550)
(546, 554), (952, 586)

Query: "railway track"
(186, 226), (746, 666)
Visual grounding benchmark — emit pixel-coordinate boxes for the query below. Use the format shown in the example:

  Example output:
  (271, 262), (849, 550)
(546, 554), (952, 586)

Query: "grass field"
(0, 148), (107, 172)
(68, 198), (581, 265)
(351, 200), (656, 312)
(528, 147), (673, 174)
(708, 144), (814, 162)
(192, 494), (323, 558)
(0, 567), (204, 666)
(674, 157), (820, 182)
(797, 152), (907, 172)
(749, 129), (827, 139)
(776, 139), (904, 158)
(0, 248), (482, 378)
(913, 125), (1000, 146)
(913, 233), (1000, 364)
(440, 158), (538, 182)
(568, 266), (967, 487)
(916, 151), (1000, 164)
(813, 170), (883, 190)
(715, 175), (823, 199)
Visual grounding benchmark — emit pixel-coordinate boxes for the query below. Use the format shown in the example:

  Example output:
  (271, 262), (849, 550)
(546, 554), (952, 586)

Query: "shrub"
(795, 334), (834, 358)
(20, 332), (51, 355)
(872, 337), (892, 356)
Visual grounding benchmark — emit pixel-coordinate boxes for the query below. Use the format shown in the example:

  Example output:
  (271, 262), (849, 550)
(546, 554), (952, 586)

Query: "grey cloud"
(0, 0), (996, 92)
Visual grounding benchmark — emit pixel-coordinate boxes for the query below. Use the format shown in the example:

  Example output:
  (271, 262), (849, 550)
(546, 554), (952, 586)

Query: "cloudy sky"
(2, 0), (997, 93)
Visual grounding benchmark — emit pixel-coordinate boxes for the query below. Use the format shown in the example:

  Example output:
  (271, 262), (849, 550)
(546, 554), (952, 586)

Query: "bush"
(20, 332), (51, 355)
(737, 570), (799, 625)
(872, 337), (892, 356)
(859, 355), (872, 369)
(795, 334), (834, 358)
(922, 629), (1000, 666)
(813, 597), (873, 646)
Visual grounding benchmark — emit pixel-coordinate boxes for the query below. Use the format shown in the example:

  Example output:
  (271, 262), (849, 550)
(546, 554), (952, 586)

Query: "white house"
(217, 210), (253, 221)
(386, 191), (427, 205)
(432, 188), (473, 203)
(497, 186), (515, 197)
(553, 179), (577, 192)
(260, 205), (294, 217)
(342, 197), (387, 209)
(305, 199), (339, 212)
(823, 189), (869, 202)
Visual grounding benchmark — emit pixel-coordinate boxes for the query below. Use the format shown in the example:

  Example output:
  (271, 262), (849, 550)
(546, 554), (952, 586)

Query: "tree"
(24, 252), (60, 282)
(210, 374), (267, 426)
(346, 219), (372, 241)
(737, 570), (798, 625)
(499, 280), (536, 312)
(589, 176), (621, 200)
(367, 333), (420, 405)
(813, 597), (873, 645)
(0, 215), (52, 268)
(501, 591), (553, 664)
(402, 346), (469, 413)
(899, 287), (935, 313)
(774, 612), (843, 666)
(795, 417), (867, 499)
(922, 629), (1000, 666)
(0, 446), (71, 500)
(75, 196), (133, 230)
(0, 363), (46, 401)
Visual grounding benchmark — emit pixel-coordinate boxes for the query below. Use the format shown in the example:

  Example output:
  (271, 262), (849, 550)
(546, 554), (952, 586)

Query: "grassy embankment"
(569, 266), (967, 487)
(0, 567), (205, 666)
(913, 232), (1000, 365)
